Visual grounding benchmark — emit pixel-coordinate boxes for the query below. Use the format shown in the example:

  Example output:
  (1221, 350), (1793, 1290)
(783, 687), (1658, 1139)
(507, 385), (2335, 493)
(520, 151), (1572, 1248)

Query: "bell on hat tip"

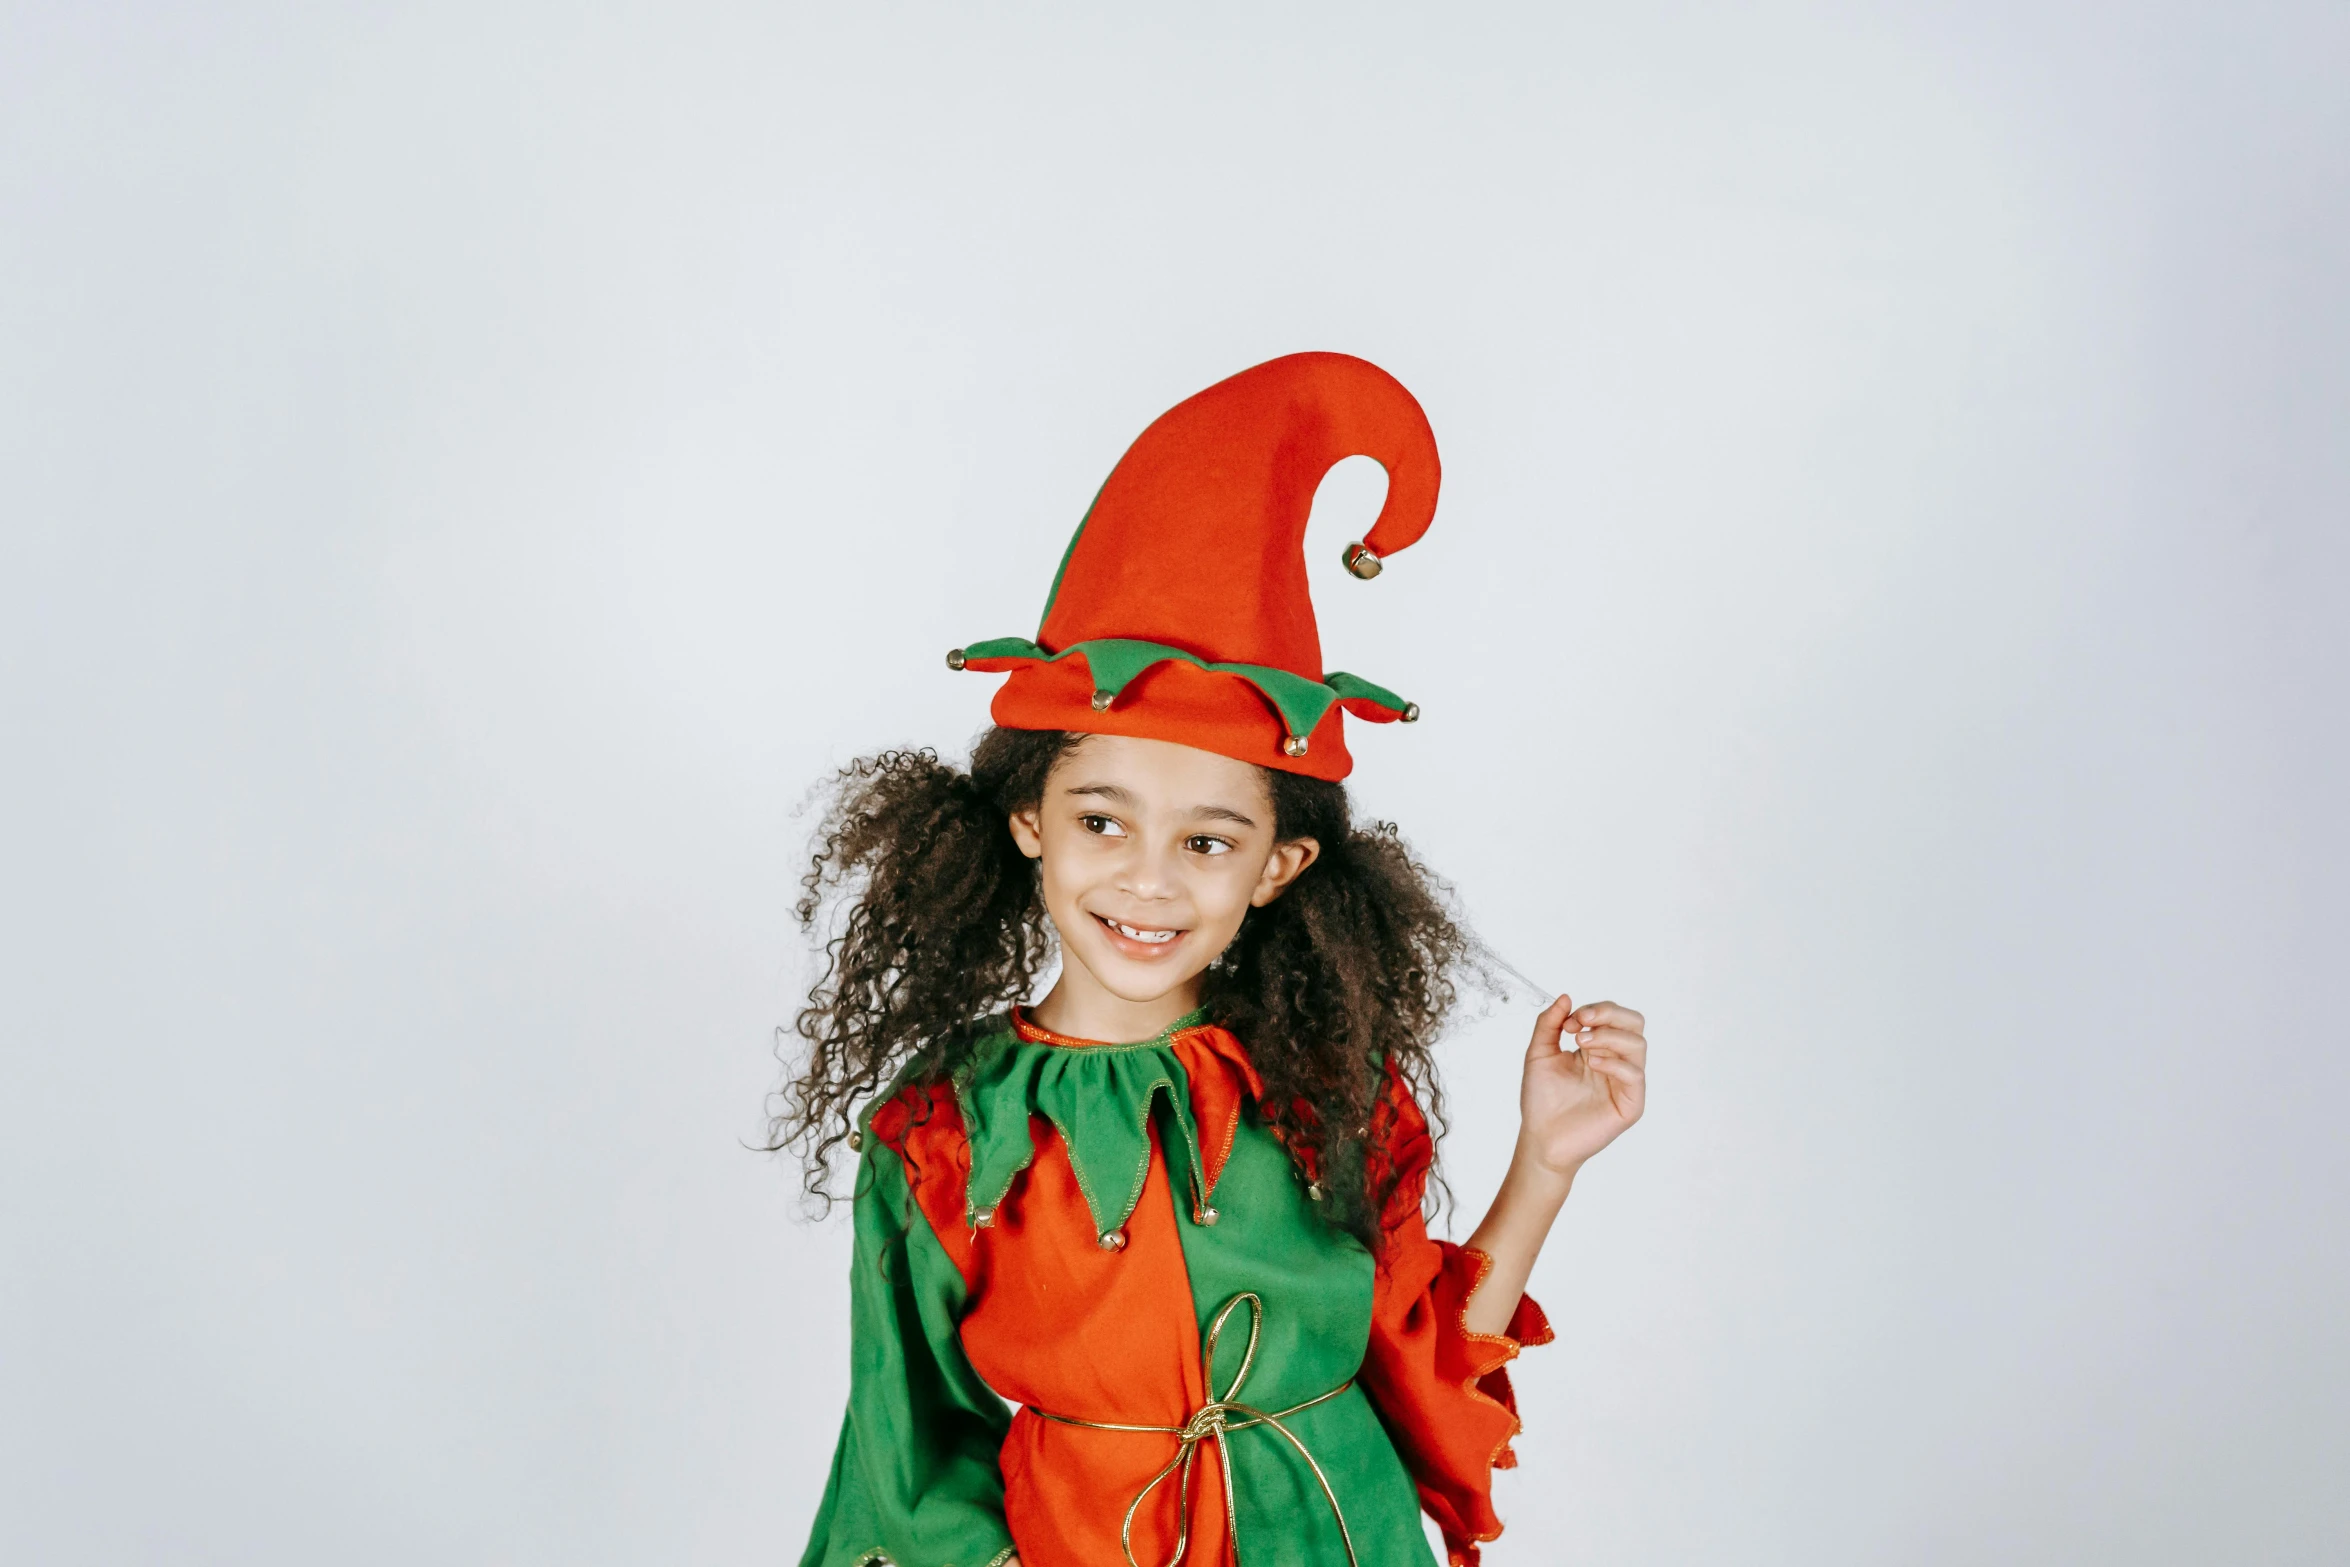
(1090, 689), (1114, 712)
(1282, 735), (1309, 758)
(1342, 541), (1384, 579)
(1400, 702), (1421, 723)
(1098, 1228), (1127, 1251)
(945, 648), (968, 671)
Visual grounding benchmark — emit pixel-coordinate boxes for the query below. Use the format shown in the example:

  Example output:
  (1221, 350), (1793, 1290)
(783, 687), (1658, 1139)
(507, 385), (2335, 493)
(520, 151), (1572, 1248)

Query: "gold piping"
(1028, 1292), (1359, 1567)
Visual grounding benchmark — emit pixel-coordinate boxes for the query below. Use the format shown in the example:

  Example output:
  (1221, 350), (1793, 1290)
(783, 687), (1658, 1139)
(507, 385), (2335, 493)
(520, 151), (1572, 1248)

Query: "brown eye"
(1186, 835), (1233, 856)
(1079, 814), (1126, 837)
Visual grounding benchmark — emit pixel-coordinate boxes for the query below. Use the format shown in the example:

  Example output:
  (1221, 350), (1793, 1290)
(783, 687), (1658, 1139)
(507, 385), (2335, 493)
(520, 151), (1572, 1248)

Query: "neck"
(1026, 960), (1201, 1045)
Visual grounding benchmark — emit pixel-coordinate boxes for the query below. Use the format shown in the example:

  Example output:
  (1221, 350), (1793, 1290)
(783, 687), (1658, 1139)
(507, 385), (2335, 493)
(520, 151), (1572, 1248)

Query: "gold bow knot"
(1030, 1291), (1359, 1567)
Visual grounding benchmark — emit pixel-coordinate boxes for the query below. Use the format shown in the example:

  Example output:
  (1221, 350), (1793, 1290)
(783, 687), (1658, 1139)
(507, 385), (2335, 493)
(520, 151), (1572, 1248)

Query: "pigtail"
(770, 727), (1478, 1242)
(1201, 787), (1473, 1245)
(765, 731), (1075, 1210)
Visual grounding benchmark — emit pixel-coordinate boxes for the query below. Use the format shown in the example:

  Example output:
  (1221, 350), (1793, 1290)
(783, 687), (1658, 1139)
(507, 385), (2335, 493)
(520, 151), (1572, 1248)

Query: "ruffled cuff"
(1363, 1238), (1556, 1567)
(1429, 1243), (1556, 1563)
(1430, 1242), (1555, 1473)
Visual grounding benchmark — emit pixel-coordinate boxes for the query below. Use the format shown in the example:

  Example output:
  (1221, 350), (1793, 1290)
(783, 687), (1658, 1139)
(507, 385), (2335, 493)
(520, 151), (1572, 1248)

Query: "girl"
(776, 353), (1647, 1567)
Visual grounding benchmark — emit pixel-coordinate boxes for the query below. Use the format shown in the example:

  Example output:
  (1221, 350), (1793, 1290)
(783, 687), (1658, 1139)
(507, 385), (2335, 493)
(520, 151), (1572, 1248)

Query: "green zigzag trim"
(961, 637), (1410, 741)
(1323, 670), (1410, 712)
(949, 1017), (1215, 1237)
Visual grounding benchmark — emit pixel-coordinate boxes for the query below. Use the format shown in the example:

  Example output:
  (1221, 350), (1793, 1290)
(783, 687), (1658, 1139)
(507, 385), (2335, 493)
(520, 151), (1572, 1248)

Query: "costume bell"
(802, 353), (1552, 1567)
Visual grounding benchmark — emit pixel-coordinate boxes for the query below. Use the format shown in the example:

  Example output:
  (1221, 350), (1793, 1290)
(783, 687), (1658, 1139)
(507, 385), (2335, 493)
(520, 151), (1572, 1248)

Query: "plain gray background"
(5, 3), (2344, 1563)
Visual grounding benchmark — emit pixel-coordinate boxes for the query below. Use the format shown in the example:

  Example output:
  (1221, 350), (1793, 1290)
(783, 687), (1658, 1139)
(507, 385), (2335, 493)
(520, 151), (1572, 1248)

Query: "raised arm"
(1461, 996), (1647, 1335)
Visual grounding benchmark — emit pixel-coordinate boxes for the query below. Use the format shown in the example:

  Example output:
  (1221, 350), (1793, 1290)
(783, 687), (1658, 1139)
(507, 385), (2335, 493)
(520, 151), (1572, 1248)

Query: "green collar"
(1009, 1006), (1209, 1051)
(950, 1014), (1217, 1238)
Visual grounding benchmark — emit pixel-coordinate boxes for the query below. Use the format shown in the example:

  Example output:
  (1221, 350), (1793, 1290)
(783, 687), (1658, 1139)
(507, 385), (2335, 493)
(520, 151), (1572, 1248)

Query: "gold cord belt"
(1028, 1291), (1359, 1567)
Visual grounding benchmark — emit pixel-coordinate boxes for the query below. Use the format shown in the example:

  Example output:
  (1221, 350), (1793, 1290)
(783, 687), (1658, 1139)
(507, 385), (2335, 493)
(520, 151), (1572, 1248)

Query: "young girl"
(777, 353), (1648, 1567)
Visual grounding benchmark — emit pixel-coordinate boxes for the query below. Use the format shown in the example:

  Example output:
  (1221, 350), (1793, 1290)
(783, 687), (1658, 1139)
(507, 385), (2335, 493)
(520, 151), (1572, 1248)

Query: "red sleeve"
(867, 1080), (980, 1287)
(1356, 1067), (1557, 1567)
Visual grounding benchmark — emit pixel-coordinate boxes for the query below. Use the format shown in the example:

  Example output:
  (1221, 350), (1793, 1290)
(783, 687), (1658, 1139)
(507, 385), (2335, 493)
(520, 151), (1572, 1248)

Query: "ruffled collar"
(951, 1009), (1261, 1239)
(1007, 1004), (1209, 1050)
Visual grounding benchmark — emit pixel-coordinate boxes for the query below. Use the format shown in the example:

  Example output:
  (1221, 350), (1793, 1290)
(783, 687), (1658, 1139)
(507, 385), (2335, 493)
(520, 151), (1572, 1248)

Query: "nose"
(1113, 833), (1181, 904)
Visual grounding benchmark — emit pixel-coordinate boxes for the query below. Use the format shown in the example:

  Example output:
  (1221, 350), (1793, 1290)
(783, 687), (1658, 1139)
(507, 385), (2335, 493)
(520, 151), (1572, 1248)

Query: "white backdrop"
(4, 4), (2345, 1563)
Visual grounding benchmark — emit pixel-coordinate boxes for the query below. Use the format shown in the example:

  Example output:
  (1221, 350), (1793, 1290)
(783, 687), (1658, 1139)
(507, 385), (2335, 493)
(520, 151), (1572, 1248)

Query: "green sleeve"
(799, 1138), (1017, 1567)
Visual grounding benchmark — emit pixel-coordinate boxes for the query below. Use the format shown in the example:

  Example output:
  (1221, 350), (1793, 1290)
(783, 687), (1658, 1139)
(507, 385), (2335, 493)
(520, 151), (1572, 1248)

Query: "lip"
(1090, 911), (1190, 961)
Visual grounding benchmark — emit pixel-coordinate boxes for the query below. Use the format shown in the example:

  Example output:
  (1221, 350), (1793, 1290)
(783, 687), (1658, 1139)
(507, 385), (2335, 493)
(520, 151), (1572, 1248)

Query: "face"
(1007, 735), (1321, 1007)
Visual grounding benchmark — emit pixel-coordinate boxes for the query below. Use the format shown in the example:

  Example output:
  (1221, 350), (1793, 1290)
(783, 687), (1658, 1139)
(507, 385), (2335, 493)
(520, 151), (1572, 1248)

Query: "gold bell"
(1400, 702), (1421, 723)
(945, 647), (968, 671)
(1098, 1228), (1127, 1251)
(1341, 541), (1383, 579)
(847, 1128), (863, 1152)
(1090, 689), (1114, 712)
(972, 1206), (997, 1228)
(1282, 735), (1309, 758)
(1307, 1181), (1326, 1203)
(1197, 1206), (1220, 1226)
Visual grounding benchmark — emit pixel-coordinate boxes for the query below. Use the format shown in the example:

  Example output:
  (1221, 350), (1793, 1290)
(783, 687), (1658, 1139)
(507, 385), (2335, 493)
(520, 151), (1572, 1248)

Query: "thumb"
(1526, 994), (1576, 1062)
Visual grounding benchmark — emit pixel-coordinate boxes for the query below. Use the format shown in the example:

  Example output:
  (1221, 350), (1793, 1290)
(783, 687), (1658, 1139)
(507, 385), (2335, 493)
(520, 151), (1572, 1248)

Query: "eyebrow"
(1063, 783), (1259, 829)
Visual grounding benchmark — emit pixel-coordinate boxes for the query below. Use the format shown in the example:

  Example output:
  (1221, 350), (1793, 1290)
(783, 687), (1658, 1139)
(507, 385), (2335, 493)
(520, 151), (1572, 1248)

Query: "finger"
(1574, 1026), (1646, 1060)
(1577, 1048), (1643, 1084)
(1580, 1052), (1646, 1107)
(1570, 1001), (1645, 1034)
(1527, 994), (1576, 1061)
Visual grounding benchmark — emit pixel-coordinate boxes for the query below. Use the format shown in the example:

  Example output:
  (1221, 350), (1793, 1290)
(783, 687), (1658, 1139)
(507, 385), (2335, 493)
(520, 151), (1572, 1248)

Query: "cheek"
(1032, 826), (1118, 921)
(1184, 858), (1265, 935)
(1032, 846), (1089, 916)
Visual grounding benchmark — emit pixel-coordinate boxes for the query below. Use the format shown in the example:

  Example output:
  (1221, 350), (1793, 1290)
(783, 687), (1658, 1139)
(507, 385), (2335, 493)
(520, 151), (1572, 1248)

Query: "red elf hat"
(948, 351), (1438, 781)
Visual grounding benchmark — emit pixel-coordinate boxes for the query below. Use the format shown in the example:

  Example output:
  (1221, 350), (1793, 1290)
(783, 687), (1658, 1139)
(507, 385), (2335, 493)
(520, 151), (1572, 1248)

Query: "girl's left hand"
(1519, 996), (1647, 1178)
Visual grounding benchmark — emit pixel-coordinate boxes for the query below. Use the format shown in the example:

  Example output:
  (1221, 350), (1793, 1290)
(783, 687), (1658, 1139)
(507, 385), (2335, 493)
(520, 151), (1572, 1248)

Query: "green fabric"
(1322, 670), (1410, 713)
(806, 1024), (1438, 1565)
(952, 1013), (1217, 1237)
(799, 1140), (1017, 1567)
(957, 638), (1413, 740)
(1173, 1111), (1438, 1567)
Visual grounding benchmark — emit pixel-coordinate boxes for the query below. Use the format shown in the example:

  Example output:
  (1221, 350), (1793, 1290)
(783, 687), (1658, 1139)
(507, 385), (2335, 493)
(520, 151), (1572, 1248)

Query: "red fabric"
(871, 1078), (1232, 1566)
(1359, 1071), (1557, 1567)
(868, 1084), (982, 1289)
(979, 350), (1441, 779)
(1163, 1019), (1264, 1198)
(868, 1037), (1550, 1567)
(985, 650), (1361, 781)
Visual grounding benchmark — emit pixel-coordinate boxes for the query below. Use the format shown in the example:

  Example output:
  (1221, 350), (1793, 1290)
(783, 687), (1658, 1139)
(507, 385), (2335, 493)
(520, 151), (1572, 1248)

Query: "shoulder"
(866, 1078), (964, 1160)
(1369, 1059), (1438, 1231)
(862, 1013), (1018, 1167)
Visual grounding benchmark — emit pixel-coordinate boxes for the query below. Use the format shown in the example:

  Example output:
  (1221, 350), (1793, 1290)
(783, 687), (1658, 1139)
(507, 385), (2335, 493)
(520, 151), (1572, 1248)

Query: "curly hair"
(766, 726), (1479, 1243)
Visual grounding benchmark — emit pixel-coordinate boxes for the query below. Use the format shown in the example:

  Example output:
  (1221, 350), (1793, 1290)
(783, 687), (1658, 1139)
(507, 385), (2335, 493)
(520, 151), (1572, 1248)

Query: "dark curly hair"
(766, 726), (1479, 1243)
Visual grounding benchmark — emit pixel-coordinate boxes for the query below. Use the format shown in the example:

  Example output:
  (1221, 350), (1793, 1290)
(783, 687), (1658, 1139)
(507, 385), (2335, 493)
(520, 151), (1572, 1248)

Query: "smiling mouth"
(1093, 912), (1185, 950)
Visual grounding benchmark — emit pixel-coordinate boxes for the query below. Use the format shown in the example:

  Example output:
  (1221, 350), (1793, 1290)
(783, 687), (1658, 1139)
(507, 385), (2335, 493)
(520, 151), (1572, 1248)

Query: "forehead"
(1045, 734), (1273, 816)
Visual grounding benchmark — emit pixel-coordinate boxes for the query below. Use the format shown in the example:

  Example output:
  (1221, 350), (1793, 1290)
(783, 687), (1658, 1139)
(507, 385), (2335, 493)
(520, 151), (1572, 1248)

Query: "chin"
(1093, 960), (1207, 1006)
(1070, 939), (1209, 1005)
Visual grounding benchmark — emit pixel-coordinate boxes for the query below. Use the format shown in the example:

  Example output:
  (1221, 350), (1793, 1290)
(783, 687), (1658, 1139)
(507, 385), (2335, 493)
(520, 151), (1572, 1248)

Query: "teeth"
(1109, 919), (1178, 945)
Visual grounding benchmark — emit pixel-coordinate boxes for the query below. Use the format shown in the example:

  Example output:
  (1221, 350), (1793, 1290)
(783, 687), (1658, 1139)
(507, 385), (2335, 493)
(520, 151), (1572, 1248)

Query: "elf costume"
(802, 354), (1552, 1567)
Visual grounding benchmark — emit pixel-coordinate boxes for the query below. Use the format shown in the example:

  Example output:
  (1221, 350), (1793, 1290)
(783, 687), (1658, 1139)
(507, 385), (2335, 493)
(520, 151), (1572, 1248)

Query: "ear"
(1007, 806), (1045, 860)
(1249, 836), (1321, 907)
